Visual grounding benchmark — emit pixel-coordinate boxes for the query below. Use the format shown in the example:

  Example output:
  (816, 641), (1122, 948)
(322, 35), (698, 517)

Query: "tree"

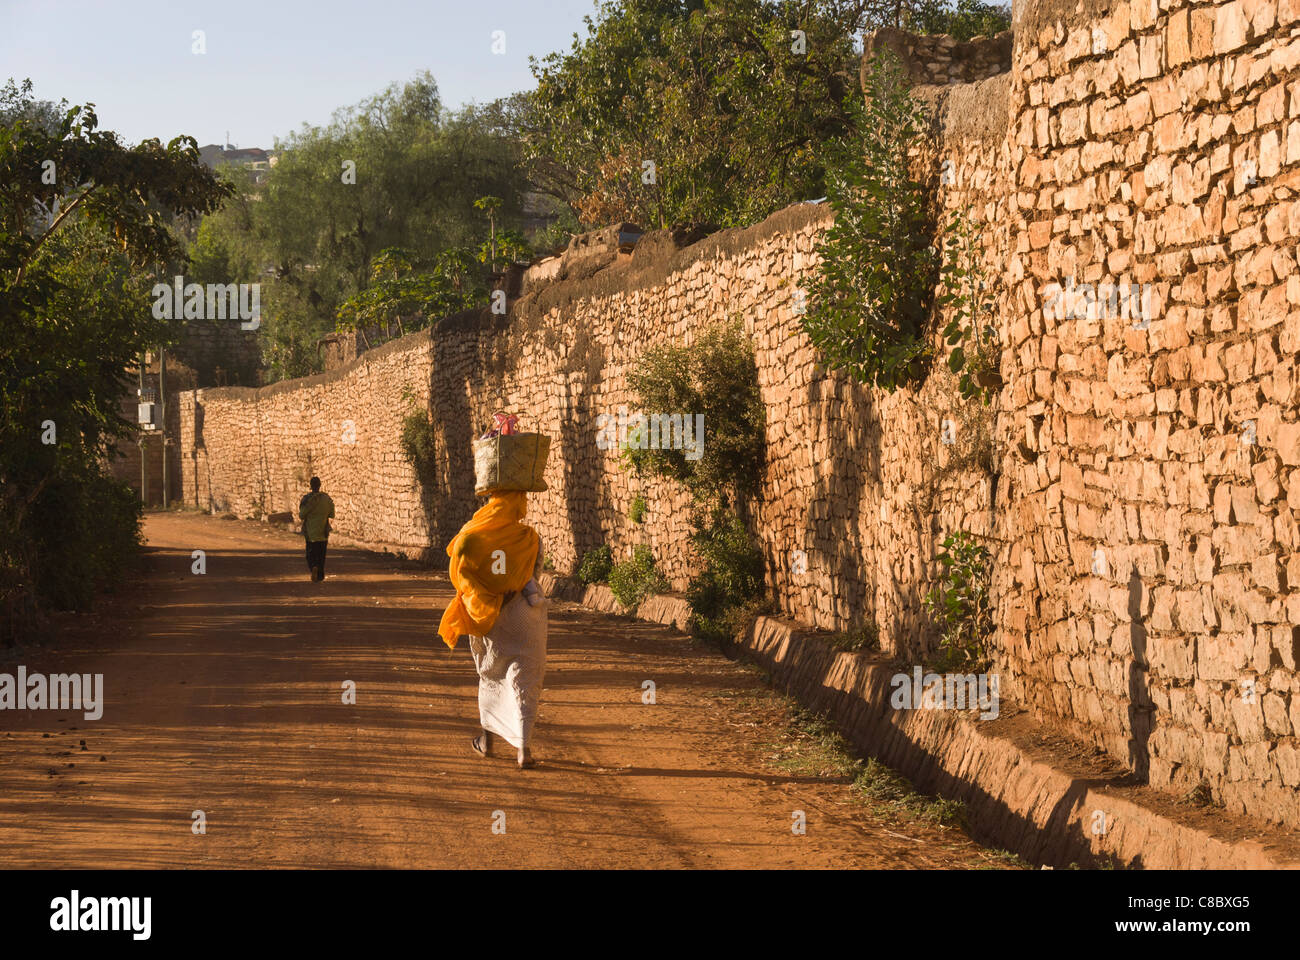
(474, 196), (503, 271)
(193, 73), (529, 381)
(523, 0), (1009, 231)
(0, 78), (230, 630)
(902, 0), (1010, 41)
(803, 52), (936, 389)
(334, 244), (490, 350)
(526, 0), (872, 229)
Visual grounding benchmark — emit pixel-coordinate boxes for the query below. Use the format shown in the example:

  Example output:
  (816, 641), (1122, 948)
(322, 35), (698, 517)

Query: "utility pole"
(138, 359), (147, 506)
(160, 346), (168, 509)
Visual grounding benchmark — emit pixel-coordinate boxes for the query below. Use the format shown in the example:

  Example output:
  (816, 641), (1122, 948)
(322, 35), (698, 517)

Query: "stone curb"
(537, 572), (1297, 870)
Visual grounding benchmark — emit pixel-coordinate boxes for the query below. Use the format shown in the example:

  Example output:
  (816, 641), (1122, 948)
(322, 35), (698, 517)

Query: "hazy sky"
(1, 0), (600, 148)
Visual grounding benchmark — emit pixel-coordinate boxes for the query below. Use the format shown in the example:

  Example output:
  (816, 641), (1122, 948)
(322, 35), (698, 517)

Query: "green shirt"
(299, 492), (335, 542)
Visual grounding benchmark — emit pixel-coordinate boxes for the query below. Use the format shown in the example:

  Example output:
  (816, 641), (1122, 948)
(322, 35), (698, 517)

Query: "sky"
(1, 0), (601, 148)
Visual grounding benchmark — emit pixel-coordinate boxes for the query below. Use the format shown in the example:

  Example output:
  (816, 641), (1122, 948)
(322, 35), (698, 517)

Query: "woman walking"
(438, 472), (549, 768)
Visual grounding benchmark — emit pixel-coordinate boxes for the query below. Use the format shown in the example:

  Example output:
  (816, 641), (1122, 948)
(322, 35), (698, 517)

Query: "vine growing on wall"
(804, 50), (936, 390)
(805, 51), (1002, 404)
(922, 530), (993, 671)
(397, 386), (436, 487)
(938, 206), (1001, 404)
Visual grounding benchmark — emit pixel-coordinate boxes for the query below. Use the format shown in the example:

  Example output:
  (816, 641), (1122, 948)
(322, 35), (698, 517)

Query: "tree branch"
(14, 185), (98, 286)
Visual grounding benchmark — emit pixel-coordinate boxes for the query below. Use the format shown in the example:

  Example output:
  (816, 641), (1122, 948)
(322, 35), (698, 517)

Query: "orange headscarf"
(437, 491), (539, 649)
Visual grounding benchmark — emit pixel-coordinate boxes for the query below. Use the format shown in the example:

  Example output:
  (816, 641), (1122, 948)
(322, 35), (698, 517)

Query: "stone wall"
(176, 3), (1300, 830)
(428, 204), (994, 647)
(171, 318), (260, 387)
(177, 205), (992, 649)
(989, 0), (1300, 827)
(179, 333), (435, 555)
(867, 26), (1014, 86)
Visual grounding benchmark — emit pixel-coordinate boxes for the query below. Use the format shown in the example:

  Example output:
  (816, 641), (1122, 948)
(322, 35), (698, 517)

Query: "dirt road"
(0, 511), (1001, 868)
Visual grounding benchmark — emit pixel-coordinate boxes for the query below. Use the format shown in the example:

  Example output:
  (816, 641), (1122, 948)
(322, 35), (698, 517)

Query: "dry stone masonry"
(179, 0), (1300, 830)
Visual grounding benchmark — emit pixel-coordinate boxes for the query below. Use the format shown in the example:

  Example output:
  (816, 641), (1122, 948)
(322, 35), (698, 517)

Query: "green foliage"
(192, 74), (526, 381)
(805, 51), (936, 389)
(852, 757), (967, 826)
(478, 229), (532, 268)
(608, 544), (668, 608)
(765, 699), (966, 826)
(577, 545), (613, 585)
(768, 703), (863, 779)
(524, 1), (1005, 230)
(399, 405), (437, 486)
(22, 457), (143, 612)
(0, 78), (229, 634)
(623, 319), (767, 643)
(529, 205), (580, 258)
(903, 0), (1011, 41)
(937, 206), (1000, 404)
(628, 495), (647, 524)
(685, 506), (767, 645)
(922, 530), (993, 670)
(623, 321), (765, 504)
(526, 0), (869, 228)
(335, 245), (487, 349)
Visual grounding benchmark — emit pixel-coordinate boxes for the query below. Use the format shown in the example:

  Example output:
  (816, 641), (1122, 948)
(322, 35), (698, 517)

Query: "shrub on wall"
(937, 206), (1001, 404)
(806, 52), (1002, 403)
(608, 545), (668, 608)
(623, 321), (765, 504)
(577, 545), (613, 585)
(399, 406), (437, 486)
(624, 320), (768, 642)
(804, 51), (936, 390)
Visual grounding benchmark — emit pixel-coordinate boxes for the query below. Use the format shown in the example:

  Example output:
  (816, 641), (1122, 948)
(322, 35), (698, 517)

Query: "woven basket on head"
(473, 432), (550, 494)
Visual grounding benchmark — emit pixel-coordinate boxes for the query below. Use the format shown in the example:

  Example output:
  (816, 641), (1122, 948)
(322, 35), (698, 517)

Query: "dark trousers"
(305, 539), (328, 578)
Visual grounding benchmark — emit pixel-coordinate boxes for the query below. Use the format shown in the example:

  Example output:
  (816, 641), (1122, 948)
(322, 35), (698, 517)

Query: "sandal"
(471, 734), (490, 758)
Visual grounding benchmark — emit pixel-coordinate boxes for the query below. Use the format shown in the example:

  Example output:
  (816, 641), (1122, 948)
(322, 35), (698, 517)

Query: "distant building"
(198, 143), (276, 184)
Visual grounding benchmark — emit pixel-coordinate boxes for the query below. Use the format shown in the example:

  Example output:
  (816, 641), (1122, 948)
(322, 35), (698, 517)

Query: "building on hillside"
(198, 143), (276, 185)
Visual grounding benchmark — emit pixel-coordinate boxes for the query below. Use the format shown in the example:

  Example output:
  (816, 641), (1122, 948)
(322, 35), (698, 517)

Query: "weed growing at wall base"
(923, 531), (993, 671)
(608, 545), (668, 608)
(686, 506), (767, 645)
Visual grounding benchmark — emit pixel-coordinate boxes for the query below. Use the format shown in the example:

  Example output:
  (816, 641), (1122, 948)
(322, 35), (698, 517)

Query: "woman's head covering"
(437, 491), (539, 649)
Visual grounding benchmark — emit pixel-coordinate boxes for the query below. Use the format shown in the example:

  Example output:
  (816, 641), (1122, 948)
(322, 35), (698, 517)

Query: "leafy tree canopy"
(524, 0), (1009, 230)
(0, 78), (230, 624)
(193, 72), (529, 380)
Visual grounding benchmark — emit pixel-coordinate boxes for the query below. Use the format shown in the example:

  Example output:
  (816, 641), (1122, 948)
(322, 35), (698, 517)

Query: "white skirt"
(469, 587), (549, 749)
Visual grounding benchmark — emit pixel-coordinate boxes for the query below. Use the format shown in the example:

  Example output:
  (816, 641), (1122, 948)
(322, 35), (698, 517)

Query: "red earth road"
(0, 511), (1002, 868)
